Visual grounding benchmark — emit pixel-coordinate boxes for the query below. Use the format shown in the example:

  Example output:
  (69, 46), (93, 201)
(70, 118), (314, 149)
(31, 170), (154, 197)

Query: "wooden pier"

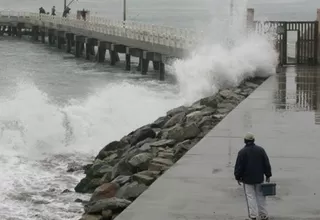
(0, 11), (198, 80)
(1, 9), (320, 80)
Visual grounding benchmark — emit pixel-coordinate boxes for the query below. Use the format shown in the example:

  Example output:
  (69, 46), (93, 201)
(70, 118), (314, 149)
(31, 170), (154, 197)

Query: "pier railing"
(0, 10), (198, 49)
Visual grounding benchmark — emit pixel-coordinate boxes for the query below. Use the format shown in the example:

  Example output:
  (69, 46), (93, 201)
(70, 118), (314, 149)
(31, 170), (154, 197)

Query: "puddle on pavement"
(274, 66), (320, 125)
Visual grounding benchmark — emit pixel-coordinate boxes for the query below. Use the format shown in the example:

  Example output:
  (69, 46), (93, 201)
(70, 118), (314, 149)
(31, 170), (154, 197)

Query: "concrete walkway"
(115, 66), (320, 220)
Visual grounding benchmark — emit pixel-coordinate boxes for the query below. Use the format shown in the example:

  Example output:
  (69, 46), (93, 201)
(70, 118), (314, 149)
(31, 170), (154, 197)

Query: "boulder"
(132, 173), (155, 186)
(217, 102), (236, 114)
(130, 127), (156, 146)
(90, 182), (120, 202)
(148, 162), (170, 172)
(75, 177), (102, 193)
(244, 81), (259, 89)
(135, 138), (156, 148)
(103, 153), (118, 166)
(96, 141), (126, 160)
(111, 175), (131, 186)
(85, 197), (131, 214)
(166, 106), (188, 116)
(85, 160), (114, 179)
(186, 108), (215, 124)
(128, 153), (153, 170)
(151, 157), (174, 167)
(197, 116), (218, 128)
(158, 151), (174, 160)
(151, 116), (169, 128)
(116, 181), (148, 200)
(167, 123), (201, 142)
(139, 142), (152, 152)
(149, 139), (176, 148)
(163, 112), (186, 128)
(111, 158), (133, 180)
(199, 95), (221, 109)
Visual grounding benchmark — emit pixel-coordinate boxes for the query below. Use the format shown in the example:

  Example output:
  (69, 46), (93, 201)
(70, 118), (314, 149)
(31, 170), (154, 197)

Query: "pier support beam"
(109, 44), (120, 65)
(125, 47), (131, 71)
(8, 26), (12, 36)
(97, 41), (107, 62)
(11, 27), (17, 36)
(159, 62), (165, 81)
(48, 29), (55, 45)
(85, 38), (96, 60)
(65, 33), (74, 53)
(74, 35), (85, 57)
(56, 31), (65, 49)
(31, 26), (39, 41)
(140, 51), (150, 75)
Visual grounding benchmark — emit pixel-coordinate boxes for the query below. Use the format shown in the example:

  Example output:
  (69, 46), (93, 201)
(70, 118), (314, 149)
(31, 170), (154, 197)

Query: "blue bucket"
(261, 183), (276, 196)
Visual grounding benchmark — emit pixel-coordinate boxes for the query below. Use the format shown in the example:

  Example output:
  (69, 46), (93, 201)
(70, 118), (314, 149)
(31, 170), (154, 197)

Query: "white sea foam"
(0, 80), (181, 219)
(172, 0), (278, 104)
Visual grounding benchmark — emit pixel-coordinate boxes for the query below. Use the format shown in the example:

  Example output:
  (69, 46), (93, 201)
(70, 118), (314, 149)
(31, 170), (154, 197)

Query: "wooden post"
(125, 47), (131, 71)
(247, 8), (254, 32)
(159, 62), (165, 81)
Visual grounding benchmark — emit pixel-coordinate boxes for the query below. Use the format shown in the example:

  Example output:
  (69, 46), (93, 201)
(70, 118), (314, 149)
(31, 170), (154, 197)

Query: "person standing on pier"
(39, 7), (46, 14)
(51, 6), (56, 16)
(234, 132), (272, 220)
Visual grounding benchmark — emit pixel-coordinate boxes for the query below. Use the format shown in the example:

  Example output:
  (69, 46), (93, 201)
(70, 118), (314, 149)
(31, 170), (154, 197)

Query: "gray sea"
(0, 0), (318, 219)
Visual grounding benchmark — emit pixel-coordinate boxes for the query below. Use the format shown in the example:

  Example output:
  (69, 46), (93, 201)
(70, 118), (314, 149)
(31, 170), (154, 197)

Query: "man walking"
(234, 133), (272, 220)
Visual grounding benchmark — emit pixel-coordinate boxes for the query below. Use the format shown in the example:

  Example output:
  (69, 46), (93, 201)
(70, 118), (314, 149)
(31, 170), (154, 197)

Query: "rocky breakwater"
(73, 77), (266, 220)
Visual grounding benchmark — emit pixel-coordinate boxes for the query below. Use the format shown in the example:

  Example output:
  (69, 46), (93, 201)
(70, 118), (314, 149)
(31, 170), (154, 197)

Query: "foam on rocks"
(74, 77), (267, 220)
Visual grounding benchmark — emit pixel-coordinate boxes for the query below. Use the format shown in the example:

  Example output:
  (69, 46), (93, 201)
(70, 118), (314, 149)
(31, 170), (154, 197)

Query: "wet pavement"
(115, 66), (320, 220)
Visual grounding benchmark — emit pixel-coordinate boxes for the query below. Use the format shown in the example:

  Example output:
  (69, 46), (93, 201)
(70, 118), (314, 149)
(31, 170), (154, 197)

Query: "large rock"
(85, 160), (113, 179)
(163, 112), (186, 128)
(217, 102), (236, 114)
(75, 177), (102, 193)
(166, 106), (188, 116)
(111, 175), (131, 186)
(199, 95), (221, 108)
(132, 173), (156, 186)
(151, 157), (174, 167)
(128, 153), (153, 170)
(111, 158), (134, 180)
(151, 116), (169, 128)
(130, 127), (156, 146)
(244, 81), (259, 89)
(135, 138), (156, 148)
(116, 181), (148, 200)
(148, 162), (170, 172)
(103, 153), (118, 166)
(167, 123), (201, 142)
(96, 141), (127, 160)
(186, 108), (215, 124)
(85, 197), (131, 214)
(149, 139), (176, 148)
(90, 182), (120, 202)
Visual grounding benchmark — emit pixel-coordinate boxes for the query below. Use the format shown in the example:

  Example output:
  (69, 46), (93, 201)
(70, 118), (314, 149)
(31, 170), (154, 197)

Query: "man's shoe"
(260, 216), (269, 220)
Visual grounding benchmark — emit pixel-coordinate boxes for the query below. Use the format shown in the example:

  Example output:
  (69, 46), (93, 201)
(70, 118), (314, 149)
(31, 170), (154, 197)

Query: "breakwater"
(70, 76), (267, 220)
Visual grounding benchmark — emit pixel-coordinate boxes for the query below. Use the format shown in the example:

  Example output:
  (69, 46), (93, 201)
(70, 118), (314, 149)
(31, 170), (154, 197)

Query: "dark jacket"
(234, 143), (272, 184)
